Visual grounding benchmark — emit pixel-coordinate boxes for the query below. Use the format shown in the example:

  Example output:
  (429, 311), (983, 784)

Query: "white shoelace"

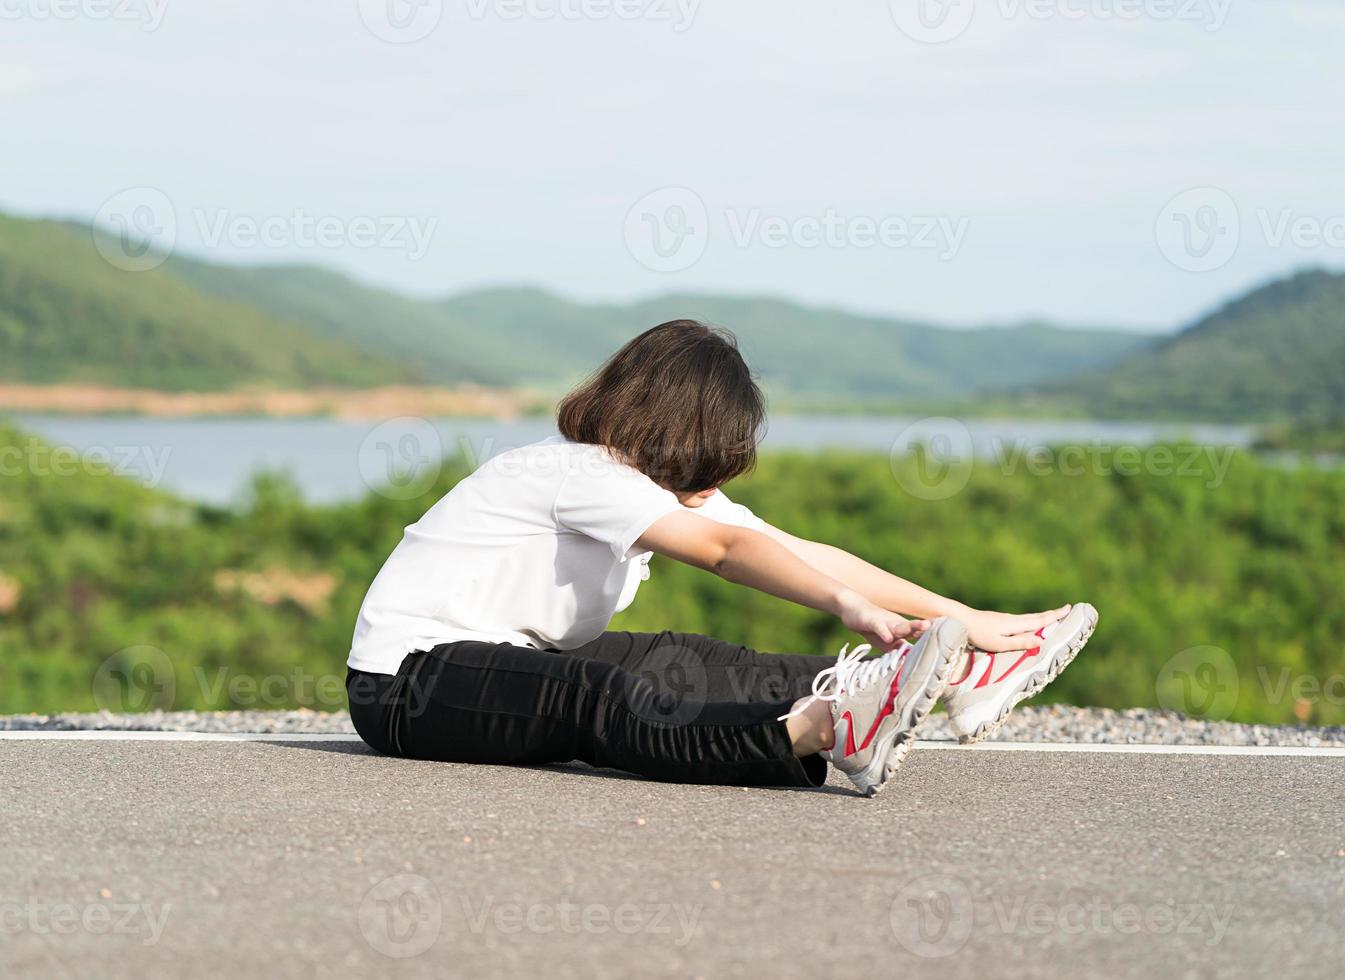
(777, 642), (910, 721)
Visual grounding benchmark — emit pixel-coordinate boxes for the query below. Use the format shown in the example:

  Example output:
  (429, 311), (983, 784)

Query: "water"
(7, 414), (1256, 507)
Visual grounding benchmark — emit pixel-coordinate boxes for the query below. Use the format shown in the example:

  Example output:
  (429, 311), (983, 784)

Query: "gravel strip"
(3, 705), (1344, 746)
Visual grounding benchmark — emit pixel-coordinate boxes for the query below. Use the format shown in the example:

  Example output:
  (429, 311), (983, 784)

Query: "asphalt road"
(3, 736), (1343, 979)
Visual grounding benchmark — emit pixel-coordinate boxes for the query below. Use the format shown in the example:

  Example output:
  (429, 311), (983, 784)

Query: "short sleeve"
(695, 488), (767, 532)
(553, 450), (682, 560)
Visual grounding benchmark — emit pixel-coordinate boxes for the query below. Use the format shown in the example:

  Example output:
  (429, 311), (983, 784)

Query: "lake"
(8, 414), (1256, 507)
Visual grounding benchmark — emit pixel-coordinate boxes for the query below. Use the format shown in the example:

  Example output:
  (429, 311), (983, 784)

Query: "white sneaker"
(942, 603), (1098, 744)
(785, 618), (967, 796)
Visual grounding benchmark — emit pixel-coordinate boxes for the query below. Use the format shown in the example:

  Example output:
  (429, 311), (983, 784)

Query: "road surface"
(3, 734), (1343, 978)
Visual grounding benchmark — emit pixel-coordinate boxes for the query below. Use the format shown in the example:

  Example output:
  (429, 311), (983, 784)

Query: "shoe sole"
(954, 604), (1098, 745)
(860, 624), (967, 798)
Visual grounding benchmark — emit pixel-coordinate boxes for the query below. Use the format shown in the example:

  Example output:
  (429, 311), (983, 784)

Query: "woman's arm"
(635, 511), (928, 651)
(760, 525), (1069, 653)
(762, 526), (965, 620)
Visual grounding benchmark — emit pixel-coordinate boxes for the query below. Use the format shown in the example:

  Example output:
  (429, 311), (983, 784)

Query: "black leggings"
(346, 631), (836, 788)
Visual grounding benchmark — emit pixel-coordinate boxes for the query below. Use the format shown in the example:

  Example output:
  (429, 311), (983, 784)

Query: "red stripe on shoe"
(949, 650), (975, 687)
(973, 654), (997, 689)
(993, 627), (1050, 683)
(993, 649), (1038, 683)
(838, 671), (904, 758)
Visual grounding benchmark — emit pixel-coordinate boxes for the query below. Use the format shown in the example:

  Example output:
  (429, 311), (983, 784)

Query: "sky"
(3, 0), (1344, 331)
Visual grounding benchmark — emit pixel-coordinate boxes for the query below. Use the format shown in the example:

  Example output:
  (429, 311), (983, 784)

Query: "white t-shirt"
(347, 436), (766, 675)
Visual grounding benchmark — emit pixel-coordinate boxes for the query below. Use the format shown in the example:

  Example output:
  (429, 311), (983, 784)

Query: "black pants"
(346, 631), (836, 788)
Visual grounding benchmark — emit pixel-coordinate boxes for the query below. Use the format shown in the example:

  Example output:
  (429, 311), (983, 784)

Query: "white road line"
(2, 731), (1345, 757)
(917, 740), (1345, 758)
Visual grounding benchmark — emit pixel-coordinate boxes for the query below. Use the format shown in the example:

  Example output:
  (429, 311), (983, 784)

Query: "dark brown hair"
(557, 319), (765, 493)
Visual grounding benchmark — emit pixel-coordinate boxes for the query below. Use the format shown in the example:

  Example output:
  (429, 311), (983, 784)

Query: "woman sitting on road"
(346, 321), (1097, 796)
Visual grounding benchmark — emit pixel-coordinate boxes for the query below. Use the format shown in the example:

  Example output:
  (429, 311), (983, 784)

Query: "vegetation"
(1252, 415), (1345, 455)
(3, 424), (1342, 726)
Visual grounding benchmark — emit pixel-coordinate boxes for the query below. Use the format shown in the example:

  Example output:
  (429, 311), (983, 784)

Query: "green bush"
(2, 425), (1342, 725)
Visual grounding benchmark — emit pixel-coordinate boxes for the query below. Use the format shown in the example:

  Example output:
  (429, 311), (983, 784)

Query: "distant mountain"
(6, 206), (1341, 424)
(167, 255), (1152, 401)
(1023, 268), (1345, 421)
(0, 215), (414, 391)
(608, 296), (1149, 402)
(161, 259), (502, 387)
(0, 210), (1154, 403)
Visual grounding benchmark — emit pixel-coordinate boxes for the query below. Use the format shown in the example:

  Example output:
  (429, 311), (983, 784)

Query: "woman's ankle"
(785, 698), (834, 757)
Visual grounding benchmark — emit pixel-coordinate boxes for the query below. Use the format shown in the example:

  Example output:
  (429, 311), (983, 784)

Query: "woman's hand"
(837, 591), (930, 651)
(959, 605), (1072, 653)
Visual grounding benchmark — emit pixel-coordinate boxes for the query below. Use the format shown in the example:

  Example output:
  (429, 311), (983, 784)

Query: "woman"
(347, 320), (1097, 796)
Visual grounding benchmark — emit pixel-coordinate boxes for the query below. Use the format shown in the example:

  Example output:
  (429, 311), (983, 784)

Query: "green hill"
(167, 254), (1152, 401)
(1023, 268), (1345, 422)
(160, 259), (504, 387)
(0, 215), (416, 391)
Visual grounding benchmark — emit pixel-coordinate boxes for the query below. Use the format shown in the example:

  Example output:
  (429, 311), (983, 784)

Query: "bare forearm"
(748, 524), (1072, 651)
(715, 531), (855, 617)
(781, 537), (969, 620)
(635, 513), (928, 650)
